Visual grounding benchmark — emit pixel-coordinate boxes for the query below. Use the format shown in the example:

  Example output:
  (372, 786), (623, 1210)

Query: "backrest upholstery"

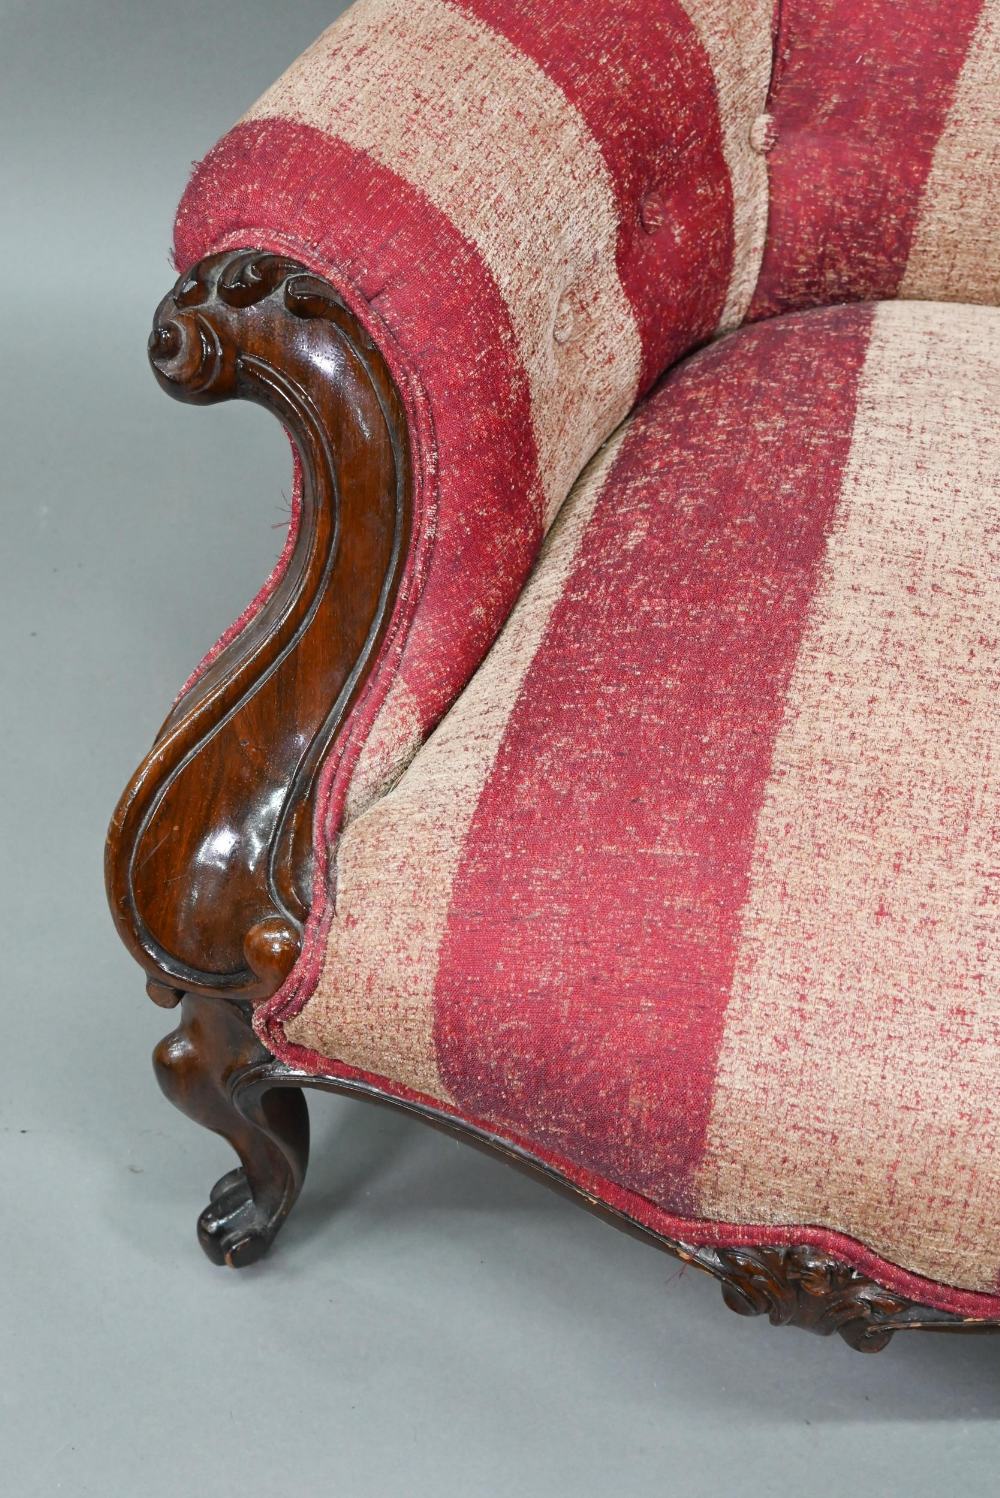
(753, 0), (1000, 316)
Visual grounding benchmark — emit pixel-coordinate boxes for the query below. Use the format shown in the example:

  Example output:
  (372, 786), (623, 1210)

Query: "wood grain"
(106, 250), (412, 1003)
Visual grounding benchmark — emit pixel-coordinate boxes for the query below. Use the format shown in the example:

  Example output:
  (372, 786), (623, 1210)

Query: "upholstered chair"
(107, 0), (1000, 1352)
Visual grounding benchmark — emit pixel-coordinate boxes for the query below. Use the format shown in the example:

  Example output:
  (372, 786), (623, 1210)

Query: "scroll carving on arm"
(104, 249), (413, 1264)
(106, 250), (413, 1006)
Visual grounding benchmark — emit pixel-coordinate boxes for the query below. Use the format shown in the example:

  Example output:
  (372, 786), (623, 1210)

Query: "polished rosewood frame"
(106, 250), (999, 1352)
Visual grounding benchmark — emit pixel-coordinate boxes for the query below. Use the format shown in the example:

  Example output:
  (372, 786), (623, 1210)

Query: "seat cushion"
(260, 298), (1000, 1314)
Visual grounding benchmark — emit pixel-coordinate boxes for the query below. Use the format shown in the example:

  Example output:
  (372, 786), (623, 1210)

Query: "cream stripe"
(682, 0), (773, 329)
(342, 679), (423, 825)
(245, 0), (643, 526)
(901, 0), (1000, 305)
(287, 425), (632, 1098)
(696, 301), (1000, 1290)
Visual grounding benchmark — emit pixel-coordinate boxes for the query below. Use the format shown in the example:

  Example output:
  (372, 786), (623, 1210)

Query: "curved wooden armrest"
(106, 250), (413, 1005)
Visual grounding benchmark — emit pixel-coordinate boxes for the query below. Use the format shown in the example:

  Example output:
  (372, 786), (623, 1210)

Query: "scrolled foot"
(154, 993), (309, 1266)
(198, 1167), (278, 1268)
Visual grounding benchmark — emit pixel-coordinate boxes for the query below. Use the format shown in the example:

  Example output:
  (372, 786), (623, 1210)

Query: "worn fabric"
(175, 0), (773, 822)
(752, 0), (1000, 314)
(172, 0), (1000, 829)
(261, 300), (1000, 1311)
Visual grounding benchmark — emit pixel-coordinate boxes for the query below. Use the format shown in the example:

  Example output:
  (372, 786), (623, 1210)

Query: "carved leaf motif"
(712, 1245), (914, 1351)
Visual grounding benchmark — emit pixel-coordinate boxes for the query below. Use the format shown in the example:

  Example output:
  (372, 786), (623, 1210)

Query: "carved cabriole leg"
(153, 994), (309, 1266)
(148, 982), (1000, 1339)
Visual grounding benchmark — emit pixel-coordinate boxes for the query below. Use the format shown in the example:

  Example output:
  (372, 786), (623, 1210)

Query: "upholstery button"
(749, 112), (777, 154)
(553, 292), (576, 345)
(640, 189), (667, 234)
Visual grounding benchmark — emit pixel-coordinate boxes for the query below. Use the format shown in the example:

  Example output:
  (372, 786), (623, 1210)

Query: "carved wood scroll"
(106, 250), (413, 1004)
(703, 1244), (962, 1352)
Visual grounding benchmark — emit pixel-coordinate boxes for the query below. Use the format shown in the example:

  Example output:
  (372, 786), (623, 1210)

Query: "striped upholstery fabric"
(172, 2), (1000, 1310)
(752, 0), (1000, 316)
(262, 298), (1000, 1312)
(175, 0), (773, 820)
(173, 0), (1000, 823)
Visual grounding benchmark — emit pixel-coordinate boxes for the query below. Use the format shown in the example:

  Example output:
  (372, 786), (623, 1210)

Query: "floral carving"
(669, 1241), (1000, 1352)
(706, 1244), (909, 1351)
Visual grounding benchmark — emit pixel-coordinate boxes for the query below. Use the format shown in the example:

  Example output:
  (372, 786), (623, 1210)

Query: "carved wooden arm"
(106, 250), (413, 1007)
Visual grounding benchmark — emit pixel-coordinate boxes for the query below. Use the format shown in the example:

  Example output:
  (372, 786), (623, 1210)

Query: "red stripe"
(751, 0), (984, 317)
(433, 304), (874, 1214)
(459, 0), (734, 391)
(174, 118), (544, 797)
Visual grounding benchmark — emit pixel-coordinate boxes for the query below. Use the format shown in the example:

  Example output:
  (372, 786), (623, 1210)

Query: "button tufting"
(640, 189), (667, 234)
(749, 112), (777, 155)
(553, 292), (576, 345)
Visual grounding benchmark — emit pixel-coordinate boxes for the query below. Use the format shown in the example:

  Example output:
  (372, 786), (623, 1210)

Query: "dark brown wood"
(106, 250), (412, 1004)
(154, 994), (309, 1265)
(112, 251), (1000, 1350)
(708, 1245), (931, 1352)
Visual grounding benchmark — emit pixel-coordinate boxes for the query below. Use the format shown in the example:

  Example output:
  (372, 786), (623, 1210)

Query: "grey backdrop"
(1, 3), (998, 1494)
